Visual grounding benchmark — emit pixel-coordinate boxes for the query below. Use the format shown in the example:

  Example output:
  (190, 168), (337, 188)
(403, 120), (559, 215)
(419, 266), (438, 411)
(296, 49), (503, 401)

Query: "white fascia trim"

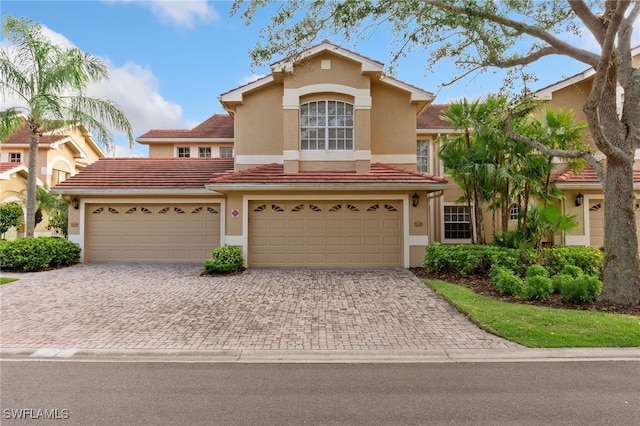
(137, 138), (234, 144)
(635, 148), (640, 160)
(417, 128), (461, 134)
(0, 164), (28, 180)
(51, 137), (88, 159)
(219, 75), (275, 103)
(371, 154), (416, 163)
(50, 189), (222, 196)
(378, 75), (434, 102)
(235, 154), (284, 165)
(283, 85), (371, 109)
(272, 43), (384, 74)
(535, 69), (595, 97)
(283, 150), (299, 161)
(208, 183), (444, 192)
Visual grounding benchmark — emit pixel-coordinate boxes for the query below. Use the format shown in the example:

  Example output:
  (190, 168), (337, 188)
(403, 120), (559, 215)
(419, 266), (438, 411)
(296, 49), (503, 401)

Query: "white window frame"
(9, 152), (21, 163)
(300, 100), (354, 151)
(177, 147), (190, 158)
(417, 139), (430, 173)
(442, 203), (473, 243)
(198, 147), (212, 158)
(509, 205), (520, 220)
(220, 147), (233, 158)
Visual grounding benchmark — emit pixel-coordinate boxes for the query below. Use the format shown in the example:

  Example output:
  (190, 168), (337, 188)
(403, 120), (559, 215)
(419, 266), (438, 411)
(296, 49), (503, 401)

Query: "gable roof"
(536, 45), (640, 97)
(2, 122), (106, 158)
(137, 114), (234, 142)
(219, 40), (433, 108)
(207, 162), (447, 191)
(51, 158), (235, 195)
(0, 162), (28, 180)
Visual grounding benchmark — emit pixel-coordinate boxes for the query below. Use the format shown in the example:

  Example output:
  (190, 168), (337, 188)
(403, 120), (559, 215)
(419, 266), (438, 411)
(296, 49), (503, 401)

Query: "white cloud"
(103, 0), (219, 28)
(0, 23), (189, 157)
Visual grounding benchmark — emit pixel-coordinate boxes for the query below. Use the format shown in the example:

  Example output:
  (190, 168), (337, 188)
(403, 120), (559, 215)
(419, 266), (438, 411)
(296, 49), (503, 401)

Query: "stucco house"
(0, 121), (105, 238)
(53, 41), (449, 267)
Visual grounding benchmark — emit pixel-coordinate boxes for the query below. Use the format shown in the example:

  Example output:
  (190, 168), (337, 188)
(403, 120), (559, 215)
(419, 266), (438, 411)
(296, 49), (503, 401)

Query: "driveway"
(0, 264), (519, 351)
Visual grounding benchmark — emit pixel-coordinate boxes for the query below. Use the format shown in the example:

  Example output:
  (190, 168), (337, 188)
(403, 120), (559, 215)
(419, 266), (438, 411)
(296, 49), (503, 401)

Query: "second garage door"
(86, 204), (220, 262)
(589, 199), (640, 250)
(249, 200), (402, 267)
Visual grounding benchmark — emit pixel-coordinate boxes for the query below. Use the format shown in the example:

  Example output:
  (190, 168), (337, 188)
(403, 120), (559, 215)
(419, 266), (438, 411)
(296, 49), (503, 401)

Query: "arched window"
(300, 100), (354, 150)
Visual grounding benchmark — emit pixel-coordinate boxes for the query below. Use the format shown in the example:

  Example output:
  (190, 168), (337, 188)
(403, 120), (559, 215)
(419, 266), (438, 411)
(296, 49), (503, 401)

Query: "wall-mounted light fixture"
(575, 192), (584, 207)
(412, 192), (420, 207)
(71, 197), (79, 210)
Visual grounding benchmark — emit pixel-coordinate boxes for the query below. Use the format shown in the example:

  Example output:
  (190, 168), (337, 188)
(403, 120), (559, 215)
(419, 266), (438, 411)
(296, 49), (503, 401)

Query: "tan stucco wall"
(287, 53), (370, 90)
(235, 84), (284, 157)
(370, 83), (415, 158)
(147, 145), (174, 157)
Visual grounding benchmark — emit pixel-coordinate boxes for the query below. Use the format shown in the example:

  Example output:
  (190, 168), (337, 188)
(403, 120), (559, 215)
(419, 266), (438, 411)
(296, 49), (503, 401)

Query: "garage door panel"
(249, 200), (402, 267)
(87, 204), (220, 262)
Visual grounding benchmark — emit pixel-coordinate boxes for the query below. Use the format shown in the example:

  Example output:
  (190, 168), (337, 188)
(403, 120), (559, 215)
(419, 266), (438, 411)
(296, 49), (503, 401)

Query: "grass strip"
(0, 277), (18, 285)
(427, 279), (640, 348)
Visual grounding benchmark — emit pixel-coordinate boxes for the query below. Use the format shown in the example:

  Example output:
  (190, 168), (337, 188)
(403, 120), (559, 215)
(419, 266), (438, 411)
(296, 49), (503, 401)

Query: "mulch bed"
(411, 268), (640, 317)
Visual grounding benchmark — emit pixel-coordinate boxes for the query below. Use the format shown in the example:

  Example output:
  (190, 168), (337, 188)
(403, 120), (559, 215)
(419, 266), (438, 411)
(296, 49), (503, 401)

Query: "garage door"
(589, 199), (640, 250)
(87, 204), (220, 262)
(249, 200), (402, 267)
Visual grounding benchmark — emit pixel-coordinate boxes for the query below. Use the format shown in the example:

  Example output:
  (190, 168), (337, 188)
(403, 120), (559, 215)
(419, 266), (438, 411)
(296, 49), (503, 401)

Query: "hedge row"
(0, 237), (81, 272)
(423, 242), (603, 278)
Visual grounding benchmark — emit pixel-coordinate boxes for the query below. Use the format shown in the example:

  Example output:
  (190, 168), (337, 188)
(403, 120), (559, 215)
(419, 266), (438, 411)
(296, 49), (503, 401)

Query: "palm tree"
(0, 16), (133, 237)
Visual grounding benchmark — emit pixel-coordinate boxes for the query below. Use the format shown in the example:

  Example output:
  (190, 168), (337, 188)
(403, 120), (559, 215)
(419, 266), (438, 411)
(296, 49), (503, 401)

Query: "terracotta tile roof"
(53, 158), (235, 189)
(208, 163), (447, 185)
(2, 123), (66, 145)
(552, 166), (640, 183)
(137, 114), (234, 140)
(417, 104), (452, 130)
(0, 162), (25, 174)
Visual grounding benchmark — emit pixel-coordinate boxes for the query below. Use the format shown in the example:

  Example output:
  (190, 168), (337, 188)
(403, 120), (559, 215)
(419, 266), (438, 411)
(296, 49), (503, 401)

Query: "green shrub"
(552, 273), (573, 293)
(204, 245), (244, 275)
(0, 202), (23, 237)
(542, 246), (603, 277)
(526, 264), (549, 278)
(0, 237), (80, 272)
(521, 275), (554, 300)
(424, 243), (532, 277)
(490, 266), (524, 296)
(559, 264), (584, 278)
(560, 275), (603, 303)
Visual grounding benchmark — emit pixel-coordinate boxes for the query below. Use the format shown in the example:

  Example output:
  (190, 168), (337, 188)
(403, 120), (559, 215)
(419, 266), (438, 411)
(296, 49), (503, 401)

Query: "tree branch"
(569, 0), (606, 45)
(504, 112), (606, 183)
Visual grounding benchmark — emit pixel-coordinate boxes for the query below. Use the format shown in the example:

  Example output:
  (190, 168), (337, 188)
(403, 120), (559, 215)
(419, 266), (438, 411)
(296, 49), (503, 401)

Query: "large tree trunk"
(25, 130), (39, 238)
(599, 156), (640, 305)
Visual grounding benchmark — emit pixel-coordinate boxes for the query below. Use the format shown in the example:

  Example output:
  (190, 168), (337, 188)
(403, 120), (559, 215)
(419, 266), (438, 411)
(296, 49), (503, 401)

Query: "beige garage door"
(589, 199), (640, 250)
(249, 200), (402, 267)
(87, 204), (220, 262)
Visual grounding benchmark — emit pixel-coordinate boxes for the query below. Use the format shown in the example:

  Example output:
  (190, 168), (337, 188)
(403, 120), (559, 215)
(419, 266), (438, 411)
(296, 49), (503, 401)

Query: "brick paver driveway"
(0, 264), (519, 351)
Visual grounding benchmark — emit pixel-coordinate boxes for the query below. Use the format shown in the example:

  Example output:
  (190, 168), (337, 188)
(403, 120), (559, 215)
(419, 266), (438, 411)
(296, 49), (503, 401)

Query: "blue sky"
(1, 1), (634, 157)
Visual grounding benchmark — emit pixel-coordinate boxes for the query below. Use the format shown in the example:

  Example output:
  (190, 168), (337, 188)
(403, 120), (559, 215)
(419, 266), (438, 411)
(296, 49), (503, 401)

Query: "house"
(0, 121), (106, 238)
(539, 46), (640, 250)
(53, 41), (449, 267)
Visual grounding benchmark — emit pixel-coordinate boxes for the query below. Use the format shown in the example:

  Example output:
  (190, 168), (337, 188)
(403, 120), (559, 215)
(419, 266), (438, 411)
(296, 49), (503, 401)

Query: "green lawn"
(0, 277), (18, 285)
(427, 279), (640, 348)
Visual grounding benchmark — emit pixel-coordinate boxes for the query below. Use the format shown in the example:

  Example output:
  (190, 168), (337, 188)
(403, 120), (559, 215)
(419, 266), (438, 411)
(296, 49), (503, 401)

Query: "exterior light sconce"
(412, 192), (420, 207)
(575, 192), (584, 207)
(71, 197), (80, 210)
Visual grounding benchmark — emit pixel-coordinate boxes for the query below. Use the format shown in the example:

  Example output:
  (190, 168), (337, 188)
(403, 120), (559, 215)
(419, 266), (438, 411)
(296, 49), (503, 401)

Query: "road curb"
(1, 347), (639, 363)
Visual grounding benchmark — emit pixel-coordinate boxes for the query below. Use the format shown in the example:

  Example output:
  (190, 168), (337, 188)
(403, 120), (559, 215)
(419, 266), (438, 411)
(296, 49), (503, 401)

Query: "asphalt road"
(1, 361), (638, 425)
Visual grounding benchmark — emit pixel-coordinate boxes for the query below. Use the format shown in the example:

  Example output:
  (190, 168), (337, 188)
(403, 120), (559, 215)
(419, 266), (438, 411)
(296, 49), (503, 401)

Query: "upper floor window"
(198, 147), (211, 158)
(9, 152), (21, 163)
(300, 100), (354, 151)
(220, 147), (233, 158)
(177, 147), (190, 158)
(417, 140), (429, 173)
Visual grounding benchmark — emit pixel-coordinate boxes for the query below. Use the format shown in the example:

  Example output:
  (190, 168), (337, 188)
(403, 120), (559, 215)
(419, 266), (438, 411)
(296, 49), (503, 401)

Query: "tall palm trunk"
(25, 130), (39, 237)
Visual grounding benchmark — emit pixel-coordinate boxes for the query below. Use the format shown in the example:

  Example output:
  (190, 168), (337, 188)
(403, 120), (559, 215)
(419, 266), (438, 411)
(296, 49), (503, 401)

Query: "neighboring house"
(540, 46), (640, 250)
(0, 121), (106, 238)
(53, 41), (449, 267)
